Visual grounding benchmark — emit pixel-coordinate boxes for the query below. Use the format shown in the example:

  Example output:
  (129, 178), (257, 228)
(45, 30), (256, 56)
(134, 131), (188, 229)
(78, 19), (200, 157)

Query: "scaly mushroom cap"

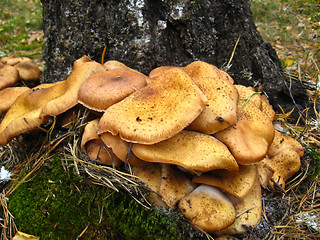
(261, 95), (276, 122)
(15, 62), (42, 81)
(186, 76), (238, 134)
(267, 148), (301, 188)
(0, 82), (62, 146)
(159, 164), (196, 209)
(214, 86), (275, 164)
(184, 61), (234, 84)
(0, 87), (30, 116)
(0, 65), (19, 90)
(193, 164), (257, 199)
(78, 68), (147, 112)
(100, 131), (148, 166)
(0, 56), (32, 66)
(179, 185), (236, 232)
(236, 85), (262, 109)
(81, 119), (122, 166)
(99, 68), (208, 145)
(216, 179), (262, 235)
(41, 55), (106, 117)
(132, 130), (239, 172)
(267, 130), (304, 158)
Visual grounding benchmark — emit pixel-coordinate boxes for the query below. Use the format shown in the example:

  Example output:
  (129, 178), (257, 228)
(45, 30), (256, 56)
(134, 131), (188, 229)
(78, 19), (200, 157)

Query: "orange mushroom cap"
(0, 87), (30, 116)
(99, 68), (208, 145)
(78, 68), (147, 112)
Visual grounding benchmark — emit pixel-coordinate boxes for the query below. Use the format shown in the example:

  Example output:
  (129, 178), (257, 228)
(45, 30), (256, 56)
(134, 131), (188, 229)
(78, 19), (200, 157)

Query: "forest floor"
(0, 0), (319, 239)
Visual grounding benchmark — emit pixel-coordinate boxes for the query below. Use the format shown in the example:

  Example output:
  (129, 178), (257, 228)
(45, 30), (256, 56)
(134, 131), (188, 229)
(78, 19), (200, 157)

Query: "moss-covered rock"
(8, 158), (204, 240)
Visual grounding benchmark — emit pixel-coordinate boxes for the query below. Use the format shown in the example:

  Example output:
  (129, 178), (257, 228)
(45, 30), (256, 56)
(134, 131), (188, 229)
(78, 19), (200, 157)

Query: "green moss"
(8, 158), (204, 240)
(307, 148), (320, 181)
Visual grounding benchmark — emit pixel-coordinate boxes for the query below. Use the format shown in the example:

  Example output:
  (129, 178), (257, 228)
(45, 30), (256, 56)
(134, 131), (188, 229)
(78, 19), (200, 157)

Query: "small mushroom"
(178, 185), (236, 232)
(99, 68), (208, 144)
(15, 62), (42, 82)
(256, 157), (275, 188)
(216, 179), (262, 235)
(0, 56), (32, 66)
(0, 65), (19, 90)
(193, 164), (258, 199)
(267, 148), (301, 189)
(78, 68), (147, 111)
(267, 130), (304, 158)
(132, 130), (239, 172)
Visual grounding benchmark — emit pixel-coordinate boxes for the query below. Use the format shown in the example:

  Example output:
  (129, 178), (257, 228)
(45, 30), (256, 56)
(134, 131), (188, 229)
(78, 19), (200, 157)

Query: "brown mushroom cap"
(184, 61), (234, 84)
(100, 131), (148, 166)
(0, 65), (19, 90)
(99, 68), (208, 145)
(15, 62), (42, 82)
(267, 148), (301, 188)
(216, 179), (262, 235)
(159, 164), (196, 209)
(236, 85), (262, 109)
(0, 87), (30, 116)
(132, 130), (239, 172)
(261, 95), (276, 122)
(41, 55), (106, 117)
(78, 68), (147, 112)
(148, 66), (182, 79)
(267, 130), (304, 158)
(0, 57), (32, 66)
(132, 163), (168, 208)
(178, 184), (236, 232)
(214, 92), (275, 164)
(193, 164), (258, 199)
(186, 75), (238, 134)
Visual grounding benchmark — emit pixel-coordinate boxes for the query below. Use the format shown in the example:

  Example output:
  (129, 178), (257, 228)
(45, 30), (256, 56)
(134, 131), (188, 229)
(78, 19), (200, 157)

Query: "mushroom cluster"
(0, 56), (304, 236)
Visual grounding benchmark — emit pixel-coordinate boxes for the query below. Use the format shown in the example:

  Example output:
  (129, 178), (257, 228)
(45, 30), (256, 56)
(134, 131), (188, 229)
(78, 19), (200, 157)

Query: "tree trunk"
(41, 0), (308, 115)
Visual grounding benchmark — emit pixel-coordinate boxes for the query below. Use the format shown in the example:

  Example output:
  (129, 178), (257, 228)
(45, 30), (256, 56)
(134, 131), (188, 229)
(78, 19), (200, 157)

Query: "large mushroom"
(99, 68), (208, 144)
(132, 130), (239, 172)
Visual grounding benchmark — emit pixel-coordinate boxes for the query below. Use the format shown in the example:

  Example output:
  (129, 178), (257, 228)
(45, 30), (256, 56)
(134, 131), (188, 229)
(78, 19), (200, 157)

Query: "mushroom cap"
(0, 87), (30, 115)
(236, 85), (262, 109)
(193, 164), (258, 199)
(100, 131), (148, 166)
(81, 119), (122, 166)
(78, 68), (147, 112)
(186, 76), (238, 134)
(0, 82), (62, 146)
(0, 56), (32, 66)
(261, 95), (276, 122)
(216, 179), (262, 235)
(99, 68), (208, 145)
(148, 66), (182, 79)
(267, 148), (301, 189)
(214, 96), (275, 164)
(184, 61), (234, 84)
(132, 163), (168, 208)
(15, 62), (42, 82)
(132, 130), (239, 172)
(267, 130), (304, 158)
(41, 55), (106, 117)
(178, 185), (236, 232)
(159, 164), (196, 209)
(0, 65), (19, 90)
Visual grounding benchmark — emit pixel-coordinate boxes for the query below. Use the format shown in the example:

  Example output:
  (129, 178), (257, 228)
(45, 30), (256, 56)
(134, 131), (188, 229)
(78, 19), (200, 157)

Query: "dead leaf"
(12, 231), (40, 240)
